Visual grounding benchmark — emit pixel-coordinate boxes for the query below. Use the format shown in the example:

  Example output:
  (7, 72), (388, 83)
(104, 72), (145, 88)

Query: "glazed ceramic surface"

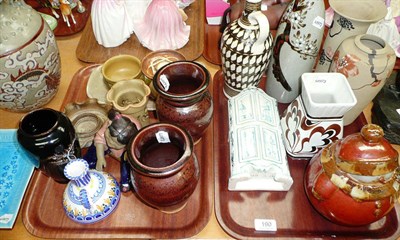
(315, 0), (387, 72)
(304, 124), (400, 226)
(265, 0), (325, 103)
(227, 87), (293, 191)
(126, 123), (199, 213)
(153, 61), (213, 143)
(63, 159), (121, 224)
(0, 0), (61, 112)
(329, 34), (396, 125)
(101, 55), (142, 87)
(106, 79), (151, 126)
(17, 108), (81, 183)
(64, 98), (112, 148)
(220, 0), (273, 97)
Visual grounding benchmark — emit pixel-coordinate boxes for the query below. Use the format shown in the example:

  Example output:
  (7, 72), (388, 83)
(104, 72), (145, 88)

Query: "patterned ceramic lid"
(0, 0), (42, 55)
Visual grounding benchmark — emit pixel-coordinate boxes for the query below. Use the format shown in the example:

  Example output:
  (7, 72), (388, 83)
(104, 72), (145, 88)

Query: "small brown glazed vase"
(304, 124), (400, 226)
(126, 123), (199, 213)
(153, 61), (213, 144)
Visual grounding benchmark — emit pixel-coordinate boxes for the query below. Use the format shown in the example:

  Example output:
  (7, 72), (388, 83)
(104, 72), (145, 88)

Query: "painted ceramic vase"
(63, 159), (121, 224)
(329, 34), (396, 126)
(220, 0), (273, 97)
(0, 0), (61, 112)
(281, 72), (357, 158)
(153, 61), (213, 144)
(17, 108), (81, 183)
(315, 0), (387, 72)
(126, 123), (200, 213)
(265, 0), (325, 103)
(304, 124), (400, 226)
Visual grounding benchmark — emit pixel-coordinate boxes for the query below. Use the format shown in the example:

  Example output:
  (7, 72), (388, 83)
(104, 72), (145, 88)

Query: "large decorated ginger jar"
(304, 124), (400, 226)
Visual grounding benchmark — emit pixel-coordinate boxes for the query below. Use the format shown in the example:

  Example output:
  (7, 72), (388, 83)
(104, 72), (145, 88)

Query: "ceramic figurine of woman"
(133, 0), (190, 51)
(93, 109), (141, 192)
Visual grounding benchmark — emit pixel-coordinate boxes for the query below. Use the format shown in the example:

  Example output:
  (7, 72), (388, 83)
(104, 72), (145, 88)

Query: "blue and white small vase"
(63, 159), (120, 224)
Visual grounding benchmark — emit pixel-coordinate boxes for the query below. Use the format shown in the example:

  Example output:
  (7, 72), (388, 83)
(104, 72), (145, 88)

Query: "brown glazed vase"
(153, 61), (213, 144)
(304, 124), (400, 226)
(126, 123), (200, 213)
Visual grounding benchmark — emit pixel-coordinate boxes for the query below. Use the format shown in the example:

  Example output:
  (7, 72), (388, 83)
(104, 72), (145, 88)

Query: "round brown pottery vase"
(304, 124), (399, 226)
(315, 0), (387, 72)
(328, 34), (396, 126)
(220, 0), (273, 98)
(126, 122), (200, 213)
(153, 61), (213, 144)
(265, 0), (325, 103)
(0, 0), (61, 112)
(17, 108), (81, 183)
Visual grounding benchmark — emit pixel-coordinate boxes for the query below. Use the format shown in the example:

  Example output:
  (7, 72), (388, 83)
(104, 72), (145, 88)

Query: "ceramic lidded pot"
(304, 124), (400, 226)
(126, 123), (200, 213)
(63, 158), (121, 224)
(220, 0), (273, 97)
(17, 108), (81, 183)
(0, 0), (61, 112)
(153, 61), (213, 144)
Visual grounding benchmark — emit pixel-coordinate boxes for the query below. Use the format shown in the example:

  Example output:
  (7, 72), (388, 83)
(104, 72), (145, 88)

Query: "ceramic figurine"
(329, 34), (396, 125)
(0, 0), (61, 112)
(126, 123), (200, 213)
(91, 0), (134, 47)
(17, 108), (81, 183)
(124, 0), (152, 25)
(93, 109), (141, 192)
(63, 158), (121, 224)
(153, 61), (213, 144)
(304, 124), (400, 226)
(265, 0), (325, 103)
(227, 87), (293, 191)
(220, 0), (273, 97)
(134, 0), (190, 51)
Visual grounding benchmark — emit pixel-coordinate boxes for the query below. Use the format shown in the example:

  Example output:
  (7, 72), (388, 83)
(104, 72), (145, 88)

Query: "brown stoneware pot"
(304, 124), (400, 226)
(126, 123), (200, 213)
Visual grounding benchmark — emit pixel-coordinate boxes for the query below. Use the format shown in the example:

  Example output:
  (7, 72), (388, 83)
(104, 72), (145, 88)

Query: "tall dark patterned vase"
(220, 0), (273, 98)
(265, 0), (325, 103)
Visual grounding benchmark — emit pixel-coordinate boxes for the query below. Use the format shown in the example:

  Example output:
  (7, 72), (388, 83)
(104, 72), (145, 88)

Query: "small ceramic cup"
(102, 55), (142, 87)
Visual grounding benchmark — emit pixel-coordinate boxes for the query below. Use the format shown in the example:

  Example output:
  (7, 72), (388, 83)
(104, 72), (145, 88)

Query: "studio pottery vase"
(304, 124), (400, 226)
(0, 0), (61, 112)
(220, 0), (273, 97)
(329, 34), (396, 125)
(265, 0), (325, 103)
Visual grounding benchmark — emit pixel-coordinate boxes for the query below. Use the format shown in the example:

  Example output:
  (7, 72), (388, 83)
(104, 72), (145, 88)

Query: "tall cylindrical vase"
(329, 34), (396, 125)
(315, 0), (387, 72)
(220, 0), (273, 97)
(265, 0), (325, 103)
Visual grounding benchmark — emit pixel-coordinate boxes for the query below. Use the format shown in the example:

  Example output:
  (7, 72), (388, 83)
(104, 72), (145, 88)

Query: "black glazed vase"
(17, 108), (81, 183)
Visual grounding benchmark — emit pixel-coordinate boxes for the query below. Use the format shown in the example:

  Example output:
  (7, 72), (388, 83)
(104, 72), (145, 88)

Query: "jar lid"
(334, 124), (399, 176)
(0, 0), (42, 55)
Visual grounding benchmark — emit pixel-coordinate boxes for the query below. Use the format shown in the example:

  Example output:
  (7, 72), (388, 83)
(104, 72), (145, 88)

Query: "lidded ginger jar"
(304, 124), (400, 226)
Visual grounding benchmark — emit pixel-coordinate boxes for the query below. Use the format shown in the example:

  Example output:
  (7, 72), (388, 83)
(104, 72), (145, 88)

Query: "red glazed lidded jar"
(304, 124), (400, 226)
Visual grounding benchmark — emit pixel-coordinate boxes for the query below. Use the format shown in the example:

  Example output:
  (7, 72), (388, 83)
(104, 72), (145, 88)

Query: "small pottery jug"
(220, 0), (273, 97)
(106, 79), (151, 126)
(315, 0), (387, 72)
(329, 34), (396, 126)
(17, 108), (81, 183)
(304, 124), (400, 226)
(265, 0), (325, 103)
(153, 61), (213, 144)
(0, 0), (61, 112)
(63, 158), (121, 224)
(126, 123), (200, 213)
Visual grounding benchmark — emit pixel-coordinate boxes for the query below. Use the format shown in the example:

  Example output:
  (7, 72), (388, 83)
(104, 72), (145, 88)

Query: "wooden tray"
(213, 70), (400, 239)
(21, 65), (213, 239)
(203, 24), (223, 65)
(76, 1), (204, 63)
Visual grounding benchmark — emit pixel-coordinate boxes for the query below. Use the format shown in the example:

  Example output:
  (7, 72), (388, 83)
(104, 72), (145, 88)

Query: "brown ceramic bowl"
(102, 55), (142, 87)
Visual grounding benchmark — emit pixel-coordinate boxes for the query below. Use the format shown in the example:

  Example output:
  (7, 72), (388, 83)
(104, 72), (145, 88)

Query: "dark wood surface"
(21, 65), (214, 239)
(212, 70), (400, 239)
(75, 0), (204, 63)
